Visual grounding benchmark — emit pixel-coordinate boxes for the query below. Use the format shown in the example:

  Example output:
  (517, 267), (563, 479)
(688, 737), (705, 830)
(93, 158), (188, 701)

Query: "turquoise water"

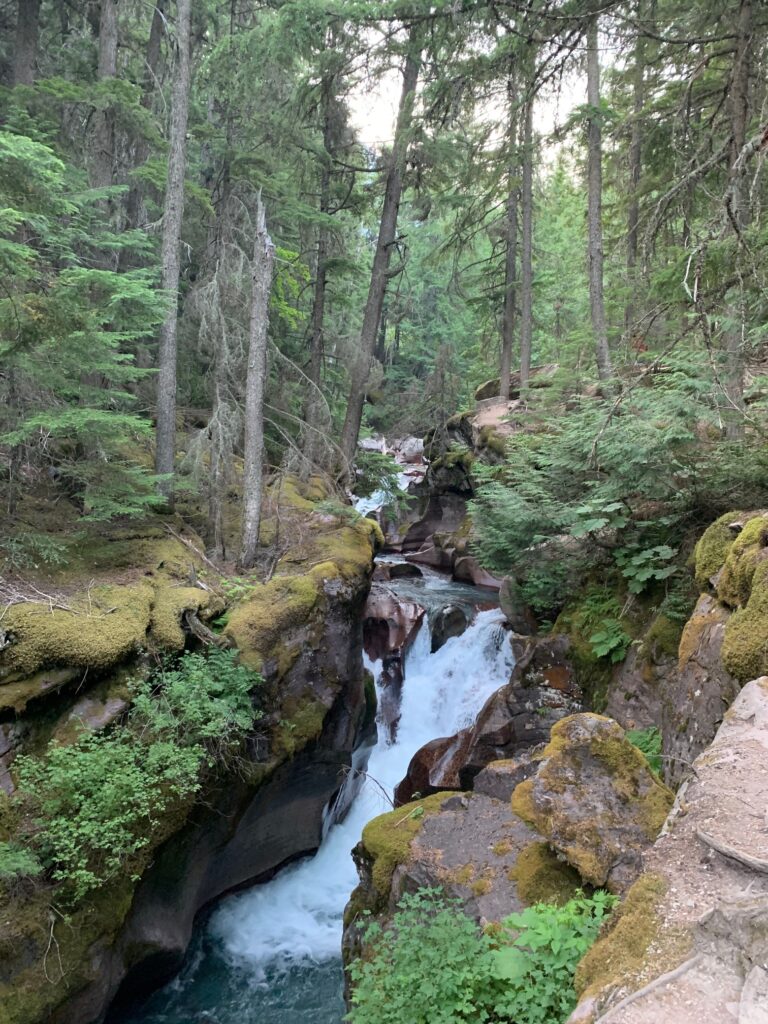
(111, 931), (345, 1024)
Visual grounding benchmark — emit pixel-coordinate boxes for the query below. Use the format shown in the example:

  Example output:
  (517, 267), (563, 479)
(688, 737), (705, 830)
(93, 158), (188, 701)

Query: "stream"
(113, 571), (515, 1024)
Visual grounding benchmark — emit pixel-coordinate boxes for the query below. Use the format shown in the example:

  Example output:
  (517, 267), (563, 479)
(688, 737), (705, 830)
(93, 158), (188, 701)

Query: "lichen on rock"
(511, 714), (673, 891)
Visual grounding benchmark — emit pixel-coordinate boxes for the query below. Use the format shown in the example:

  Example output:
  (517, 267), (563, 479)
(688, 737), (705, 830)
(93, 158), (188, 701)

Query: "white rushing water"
(209, 607), (515, 980)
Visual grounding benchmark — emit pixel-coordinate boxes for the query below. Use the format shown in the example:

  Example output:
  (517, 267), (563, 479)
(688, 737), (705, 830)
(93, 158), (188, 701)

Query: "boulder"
(499, 577), (537, 634)
(393, 436), (424, 464)
(362, 588), (426, 663)
(512, 714), (673, 892)
(430, 604), (468, 652)
(453, 555), (502, 590)
(343, 789), (581, 971)
(372, 561), (423, 582)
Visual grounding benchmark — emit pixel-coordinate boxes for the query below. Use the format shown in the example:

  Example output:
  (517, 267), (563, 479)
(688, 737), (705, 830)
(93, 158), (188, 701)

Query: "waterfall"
(117, 604), (514, 1024)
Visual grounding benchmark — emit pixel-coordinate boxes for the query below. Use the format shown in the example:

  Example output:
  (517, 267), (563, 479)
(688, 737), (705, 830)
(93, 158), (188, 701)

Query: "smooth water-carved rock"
(512, 714), (673, 892)
(362, 587), (425, 662)
(453, 555), (502, 590)
(430, 604), (468, 652)
(394, 634), (581, 803)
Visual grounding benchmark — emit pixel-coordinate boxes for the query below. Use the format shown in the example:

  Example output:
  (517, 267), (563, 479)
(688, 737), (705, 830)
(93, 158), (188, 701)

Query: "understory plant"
(13, 648), (261, 902)
(346, 888), (616, 1024)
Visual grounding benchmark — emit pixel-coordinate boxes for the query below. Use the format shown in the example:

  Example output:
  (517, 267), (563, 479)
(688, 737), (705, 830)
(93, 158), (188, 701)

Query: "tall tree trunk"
(240, 198), (276, 570)
(122, 0), (166, 243)
(625, 12), (644, 343)
(519, 94), (534, 387)
(155, 0), (192, 500)
(90, 0), (119, 195)
(722, 0), (753, 440)
(338, 26), (421, 473)
(586, 17), (613, 382)
(13, 0), (41, 86)
(301, 75), (334, 470)
(499, 74), (518, 402)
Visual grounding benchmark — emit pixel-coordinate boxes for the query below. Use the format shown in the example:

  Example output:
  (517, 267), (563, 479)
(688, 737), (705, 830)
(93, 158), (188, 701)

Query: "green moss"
(150, 585), (224, 650)
(362, 792), (459, 903)
(0, 582), (154, 683)
(0, 873), (136, 1024)
(573, 874), (689, 1001)
(716, 513), (768, 608)
(641, 613), (683, 661)
(477, 426), (508, 457)
(225, 574), (321, 671)
(722, 559), (768, 681)
(509, 842), (581, 906)
(588, 732), (673, 840)
(693, 512), (742, 590)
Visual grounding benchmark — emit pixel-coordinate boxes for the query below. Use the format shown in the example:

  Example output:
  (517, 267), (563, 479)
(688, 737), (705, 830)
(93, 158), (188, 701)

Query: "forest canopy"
(1, 0), (766, 567)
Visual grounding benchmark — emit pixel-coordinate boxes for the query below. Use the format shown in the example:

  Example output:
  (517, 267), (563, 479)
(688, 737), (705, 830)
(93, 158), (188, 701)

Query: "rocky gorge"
(2, 421), (768, 1024)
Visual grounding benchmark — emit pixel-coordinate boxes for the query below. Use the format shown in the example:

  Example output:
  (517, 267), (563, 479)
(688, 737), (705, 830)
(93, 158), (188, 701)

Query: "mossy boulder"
(509, 841), (582, 906)
(511, 714), (673, 892)
(721, 560), (768, 681)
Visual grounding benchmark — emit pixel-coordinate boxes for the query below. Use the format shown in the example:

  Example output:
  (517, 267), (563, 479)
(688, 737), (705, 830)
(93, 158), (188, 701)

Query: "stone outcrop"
(569, 678), (768, 1024)
(607, 510), (768, 786)
(0, 483), (381, 1024)
(362, 585), (426, 742)
(394, 633), (582, 803)
(430, 604), (469, 652)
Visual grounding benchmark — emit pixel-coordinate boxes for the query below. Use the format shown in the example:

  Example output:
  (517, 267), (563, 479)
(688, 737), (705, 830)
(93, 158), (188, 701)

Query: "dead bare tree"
(240, 196), (276, 570)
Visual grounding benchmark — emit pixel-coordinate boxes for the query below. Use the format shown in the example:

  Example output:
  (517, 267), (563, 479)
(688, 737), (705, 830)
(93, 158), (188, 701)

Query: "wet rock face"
(512, 714), (673, 893)
(394, 634), (582, 804)
(362, 585), (426, 743)
(430, 604), (468, 652)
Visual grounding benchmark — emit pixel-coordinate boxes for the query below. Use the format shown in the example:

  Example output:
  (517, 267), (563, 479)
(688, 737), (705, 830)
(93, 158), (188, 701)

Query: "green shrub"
(14, 649), (261, 902)
(346, 888), (616, 1024)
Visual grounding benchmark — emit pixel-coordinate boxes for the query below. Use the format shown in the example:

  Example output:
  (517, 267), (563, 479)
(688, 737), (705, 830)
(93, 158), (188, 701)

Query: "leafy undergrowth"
(346, 888), (616, 1024)
(1, 648), (262, 905)
(626, 726), (663, 775)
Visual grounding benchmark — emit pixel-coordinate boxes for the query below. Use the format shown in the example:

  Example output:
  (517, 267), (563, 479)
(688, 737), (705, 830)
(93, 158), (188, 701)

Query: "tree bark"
(240, 198), (276, 570)
(90, 0), (119, 194)
(722, 0), (753, 440)
(13, 0), (41, 86)
(500, 74), (519, 402)
(587, 17), (613, 382)
(155, 0), (192, 500)
(519, 94), (534, 387)
(122, 0), (166, 243)
(625, 12), (644, 343)
(301, 75), (334, 470)
(338, 25), (421, 473)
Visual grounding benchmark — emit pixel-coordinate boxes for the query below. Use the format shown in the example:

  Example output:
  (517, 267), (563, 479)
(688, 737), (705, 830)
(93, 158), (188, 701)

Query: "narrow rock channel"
(111, 573), (514, 1024)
